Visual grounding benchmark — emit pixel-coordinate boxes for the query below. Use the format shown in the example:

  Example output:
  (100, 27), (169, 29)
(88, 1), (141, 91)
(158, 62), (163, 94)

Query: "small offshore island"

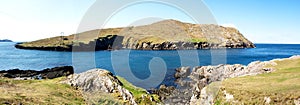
(0, 39), (13, 42)
(1, 56), (300, 104)
(15, 20), (255, 51)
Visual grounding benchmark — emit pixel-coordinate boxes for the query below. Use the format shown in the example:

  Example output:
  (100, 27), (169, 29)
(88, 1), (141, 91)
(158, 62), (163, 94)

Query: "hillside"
(15, 19), (255, 51)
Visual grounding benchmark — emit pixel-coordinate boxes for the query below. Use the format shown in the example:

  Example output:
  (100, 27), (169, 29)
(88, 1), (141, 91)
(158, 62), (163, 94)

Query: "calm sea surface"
(1, 42), (300, 88)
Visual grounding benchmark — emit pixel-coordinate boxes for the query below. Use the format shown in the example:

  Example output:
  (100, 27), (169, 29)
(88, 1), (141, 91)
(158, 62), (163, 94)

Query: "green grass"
(116, 76), (160, 104)
(216, 57), (300, 104)
(190, 38), (207, 42)
(137, 36), (166, 44)
(0, 75), (161, 105)
(116, 76), (148, 96)
(0, 77), (85, 104)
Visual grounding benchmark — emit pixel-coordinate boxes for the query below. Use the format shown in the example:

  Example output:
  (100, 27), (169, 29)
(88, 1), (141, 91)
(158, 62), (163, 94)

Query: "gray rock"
(66, 69), (137, 105)
(156, 59), (277, 104)
(174, 67), (191, 79)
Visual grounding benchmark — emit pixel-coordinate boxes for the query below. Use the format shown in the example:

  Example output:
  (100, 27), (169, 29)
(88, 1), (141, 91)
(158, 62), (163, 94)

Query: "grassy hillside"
(216, 56), (300, 104)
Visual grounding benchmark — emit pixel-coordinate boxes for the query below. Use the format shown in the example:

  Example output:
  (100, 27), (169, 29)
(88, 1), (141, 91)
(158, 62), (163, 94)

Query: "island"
(15, 19), (255, 51)
(0, 39), (13, 42)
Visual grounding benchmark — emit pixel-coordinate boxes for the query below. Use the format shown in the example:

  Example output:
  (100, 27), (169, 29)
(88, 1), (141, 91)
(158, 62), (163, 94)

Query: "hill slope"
(15, 19), (255, 51)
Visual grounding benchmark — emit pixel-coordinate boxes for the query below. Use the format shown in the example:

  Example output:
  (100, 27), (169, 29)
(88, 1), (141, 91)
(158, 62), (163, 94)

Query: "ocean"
(1, 42), (300, 89)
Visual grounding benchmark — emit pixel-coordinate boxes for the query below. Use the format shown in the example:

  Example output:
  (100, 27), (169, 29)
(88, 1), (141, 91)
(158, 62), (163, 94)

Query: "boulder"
(66, 69), (137, 105)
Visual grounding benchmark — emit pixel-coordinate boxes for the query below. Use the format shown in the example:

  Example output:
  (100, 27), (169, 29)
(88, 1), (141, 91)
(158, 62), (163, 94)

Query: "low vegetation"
(137, 36), (166, 44)
(190, 38), (207, 43)
(117, 76), (160, 104)
(216, 57), (300, 104)
(0, 77), (85, 104)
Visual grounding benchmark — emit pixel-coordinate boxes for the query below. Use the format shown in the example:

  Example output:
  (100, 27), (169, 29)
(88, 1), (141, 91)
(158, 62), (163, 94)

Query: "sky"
(0, 0), (299, 44)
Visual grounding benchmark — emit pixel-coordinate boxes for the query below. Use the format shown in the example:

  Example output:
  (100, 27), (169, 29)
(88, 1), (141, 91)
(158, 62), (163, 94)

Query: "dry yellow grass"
(0, 77), (85, 104)
(216, 57), (300, 104)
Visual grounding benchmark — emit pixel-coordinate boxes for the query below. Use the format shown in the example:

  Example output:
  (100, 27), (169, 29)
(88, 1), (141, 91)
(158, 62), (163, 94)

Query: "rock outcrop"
(153, 59), (277, 104)
(64, 69), (138, 105)
(0, 66), (74, 79)
(15, 19), (255, 51)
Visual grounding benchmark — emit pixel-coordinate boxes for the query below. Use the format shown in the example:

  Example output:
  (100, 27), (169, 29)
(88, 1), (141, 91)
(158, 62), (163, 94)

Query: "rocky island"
(0, 39), (13, 42)
(15, 20), (255, 51)
(1, 56), (300, 104)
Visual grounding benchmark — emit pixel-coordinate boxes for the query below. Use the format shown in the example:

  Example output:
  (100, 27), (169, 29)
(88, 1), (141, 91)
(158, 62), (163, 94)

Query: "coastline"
(14, 40), (255, 52)
(1, 55), (299, 104)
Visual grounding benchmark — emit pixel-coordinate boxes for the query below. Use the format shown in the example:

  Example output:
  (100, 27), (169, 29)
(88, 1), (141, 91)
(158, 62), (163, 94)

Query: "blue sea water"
(1, 42), (300, 89)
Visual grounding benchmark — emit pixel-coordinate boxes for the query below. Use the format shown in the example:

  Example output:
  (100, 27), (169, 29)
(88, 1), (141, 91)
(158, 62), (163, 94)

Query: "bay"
(1, 42), (300, 89)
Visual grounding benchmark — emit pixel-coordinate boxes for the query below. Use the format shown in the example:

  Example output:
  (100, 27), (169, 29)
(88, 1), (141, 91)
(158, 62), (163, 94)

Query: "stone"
(174, 67), (191, 79)
(66, 69), (137, 105)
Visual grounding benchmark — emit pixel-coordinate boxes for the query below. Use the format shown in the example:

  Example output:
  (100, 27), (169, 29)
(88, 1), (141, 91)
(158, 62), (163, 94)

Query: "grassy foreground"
(216, 57), (300, 104)
(0, 75), (161, 105)
(0, 77), (85, 104)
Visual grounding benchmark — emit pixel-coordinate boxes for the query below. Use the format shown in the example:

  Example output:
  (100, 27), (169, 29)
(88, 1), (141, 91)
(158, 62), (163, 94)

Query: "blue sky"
(204, 0), (300, 43)
(0, 0), (299, 43)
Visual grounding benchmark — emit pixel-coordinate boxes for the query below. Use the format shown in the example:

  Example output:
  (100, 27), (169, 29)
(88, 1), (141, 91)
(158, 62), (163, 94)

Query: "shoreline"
(14, 41), (256, 52)
(1, 55), (299, 104)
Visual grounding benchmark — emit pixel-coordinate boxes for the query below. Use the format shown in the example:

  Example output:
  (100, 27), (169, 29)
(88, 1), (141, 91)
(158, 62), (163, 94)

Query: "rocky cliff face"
(152, 59), (277, 104)
(15, 19), (255, 51)
(65, 69), (138, 105)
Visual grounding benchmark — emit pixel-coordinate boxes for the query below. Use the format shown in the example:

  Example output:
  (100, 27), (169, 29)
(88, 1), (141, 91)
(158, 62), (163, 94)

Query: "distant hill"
(0, 39), (13, 42)
(15, 19), (255, 51)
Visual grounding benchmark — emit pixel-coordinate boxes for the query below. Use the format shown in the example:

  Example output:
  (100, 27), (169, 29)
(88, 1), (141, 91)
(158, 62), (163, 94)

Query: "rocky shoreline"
(0, 66), (73, 79)
(0, 67), (158, 105)
(152, 55), (300, 104)
(15, 36), (255, 51)
(1, 56), (299, 104)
